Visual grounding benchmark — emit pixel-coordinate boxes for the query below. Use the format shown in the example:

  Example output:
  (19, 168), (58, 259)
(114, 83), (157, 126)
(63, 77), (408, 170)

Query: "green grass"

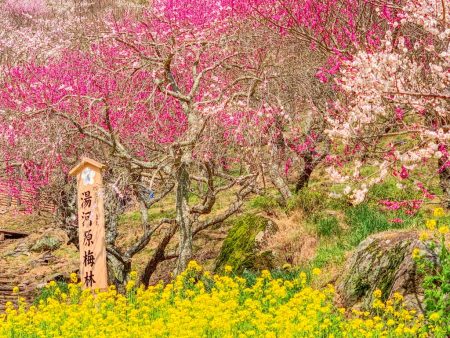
(345, 204), (396, 246)
(310, 202), (424, 269)
(313, 214), (341, 237)
(248, 195), (280, 212)
(346, 204), (423, 246)
(312, 243), (347, 268)
(367, 179), (422, 201)
(148, 209), (176, 222)
(286, 188), (328, 215)
(119, 208), (176, 226)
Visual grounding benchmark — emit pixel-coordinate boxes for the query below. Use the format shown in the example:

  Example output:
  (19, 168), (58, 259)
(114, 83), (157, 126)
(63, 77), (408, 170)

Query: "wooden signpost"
(69, 157), (108, 290)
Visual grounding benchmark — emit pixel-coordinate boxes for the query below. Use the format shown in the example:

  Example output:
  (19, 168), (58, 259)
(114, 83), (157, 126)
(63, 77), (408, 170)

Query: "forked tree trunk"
(140, 224), (178, 287)
(174, 162), (193, 275)
(107, 254), (131, 293)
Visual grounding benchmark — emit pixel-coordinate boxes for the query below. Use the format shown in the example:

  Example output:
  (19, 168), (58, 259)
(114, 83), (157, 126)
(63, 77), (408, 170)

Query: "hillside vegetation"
(0, 0), (449, 336)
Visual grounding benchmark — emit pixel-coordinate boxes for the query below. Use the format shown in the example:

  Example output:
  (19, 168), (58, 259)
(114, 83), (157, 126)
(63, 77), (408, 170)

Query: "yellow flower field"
(0, 261), (443, 338)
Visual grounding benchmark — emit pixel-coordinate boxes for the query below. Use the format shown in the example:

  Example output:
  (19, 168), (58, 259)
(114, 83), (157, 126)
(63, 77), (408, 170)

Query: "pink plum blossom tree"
(0, 0), (259, 284)
(1, 0), (448, 287)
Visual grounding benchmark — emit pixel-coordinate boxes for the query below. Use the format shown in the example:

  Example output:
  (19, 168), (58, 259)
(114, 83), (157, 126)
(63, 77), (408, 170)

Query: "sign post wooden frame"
(69, 157), (108, 290)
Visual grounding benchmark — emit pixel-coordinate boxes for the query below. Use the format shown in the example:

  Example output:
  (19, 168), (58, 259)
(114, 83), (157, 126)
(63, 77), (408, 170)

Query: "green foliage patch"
(313, 214), (341, 237)
(415, 215), (450, 336)
(286, 188), (328, 215)
(311, 243), (347, 268)
(249, 195), (279, 212)
(367, 179), (422, 201)
(345, 204), (410, 246)
(33, 281), (69, 305)
(310, 203), (424, 269)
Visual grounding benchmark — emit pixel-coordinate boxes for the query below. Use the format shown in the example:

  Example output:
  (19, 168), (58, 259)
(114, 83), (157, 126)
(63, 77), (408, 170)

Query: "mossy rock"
(215, 214), (276, 273)
(336, 230), (438, 310)
(31, 236), (62, 253)
(253, 251), (276, 271)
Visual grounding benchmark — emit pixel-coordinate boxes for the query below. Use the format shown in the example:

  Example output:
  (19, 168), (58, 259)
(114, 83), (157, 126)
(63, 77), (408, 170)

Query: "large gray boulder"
(336, 230), (438, 311)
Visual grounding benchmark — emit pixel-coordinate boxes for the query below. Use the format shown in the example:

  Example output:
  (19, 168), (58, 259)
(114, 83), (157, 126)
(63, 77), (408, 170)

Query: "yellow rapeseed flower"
(0, 262), (433, 338)
(393, 292), (403, 302)
(426, 219), (436, 230)
(429, 312), (440, 321)
(432, 207), (445, 218)
(125, 280), (135, 293)
(187, 260), (202, 272)
(261, 270), (271, 279)
(373, 289), (382, 298)
(312, 268), (321, 276)
(412, 248), (421, 259)
(70, 273), (78, 283)
(372, 299), (385, 310)
(282, 263), (292, 270)
(419, 231), (429, 241)
(438, 225), (449, 235)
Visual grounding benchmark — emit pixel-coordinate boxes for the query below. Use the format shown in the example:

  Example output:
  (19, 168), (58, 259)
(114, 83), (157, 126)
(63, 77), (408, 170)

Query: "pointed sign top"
(69, 157), (106, 177)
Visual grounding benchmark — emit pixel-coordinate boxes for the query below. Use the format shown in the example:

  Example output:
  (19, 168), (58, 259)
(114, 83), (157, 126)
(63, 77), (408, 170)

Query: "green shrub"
(421, 239), (450, 337)
(415, 212), (450, 337)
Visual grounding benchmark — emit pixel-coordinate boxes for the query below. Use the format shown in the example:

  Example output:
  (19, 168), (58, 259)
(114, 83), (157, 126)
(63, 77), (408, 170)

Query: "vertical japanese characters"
(80, 190), (96, 287)
(69, 158), (108, 290)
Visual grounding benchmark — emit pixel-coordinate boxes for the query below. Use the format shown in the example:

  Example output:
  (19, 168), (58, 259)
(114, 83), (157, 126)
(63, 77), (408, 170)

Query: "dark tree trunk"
(140, 224), (178, 287)
(439, 155), (450, 208)
(295, 154), (315, 193)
